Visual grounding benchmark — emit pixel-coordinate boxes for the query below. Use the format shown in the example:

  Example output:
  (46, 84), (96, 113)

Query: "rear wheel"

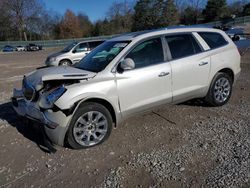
(59, 60), (71, 66)
(66, 102), (112, 149)
(205, 72), (233, 106)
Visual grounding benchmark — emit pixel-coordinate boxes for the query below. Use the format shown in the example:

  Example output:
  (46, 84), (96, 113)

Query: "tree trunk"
(19, 29), (22, 41)
(24, 31), (27, 41)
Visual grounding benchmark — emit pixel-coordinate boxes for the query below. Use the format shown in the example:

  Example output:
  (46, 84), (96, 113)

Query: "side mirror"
(120, 58), (135, 71)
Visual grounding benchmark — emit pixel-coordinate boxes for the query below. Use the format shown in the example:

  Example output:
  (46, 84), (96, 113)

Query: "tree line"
(0, 0), (250, 41)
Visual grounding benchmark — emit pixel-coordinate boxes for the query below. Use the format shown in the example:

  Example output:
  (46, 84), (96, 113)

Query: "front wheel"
(66, 102), (112, 149)
(59, 60), (71, 66)
(205, 72), (233, 106)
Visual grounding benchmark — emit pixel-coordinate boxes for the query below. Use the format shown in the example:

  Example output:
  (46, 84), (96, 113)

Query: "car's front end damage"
(12, 66), (97, 148)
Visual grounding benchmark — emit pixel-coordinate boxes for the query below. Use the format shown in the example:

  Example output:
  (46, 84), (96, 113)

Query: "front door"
(115, 37), (172, 117)
(72, 42), (90, 63)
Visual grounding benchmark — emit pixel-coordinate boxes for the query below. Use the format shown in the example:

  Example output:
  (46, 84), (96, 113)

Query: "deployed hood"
(25, 66), (97, 89)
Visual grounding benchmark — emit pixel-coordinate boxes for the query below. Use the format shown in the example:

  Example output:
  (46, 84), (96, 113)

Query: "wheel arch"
(217, 68), (234, 83)
(205, 67), (235, 100)
(73, 97), (118, 127)
(59, 58), (73, 65)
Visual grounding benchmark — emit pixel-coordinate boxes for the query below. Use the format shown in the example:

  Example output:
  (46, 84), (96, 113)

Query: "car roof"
(78, 39), (105, 44)
(109, 26), (223, 42)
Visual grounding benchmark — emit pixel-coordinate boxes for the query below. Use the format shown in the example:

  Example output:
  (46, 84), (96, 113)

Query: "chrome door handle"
(199, 61), (208, 66)
(158, 72), (170, 77)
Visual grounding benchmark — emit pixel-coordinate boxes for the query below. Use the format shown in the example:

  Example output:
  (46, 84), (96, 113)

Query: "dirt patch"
(0, 49), (249, 187)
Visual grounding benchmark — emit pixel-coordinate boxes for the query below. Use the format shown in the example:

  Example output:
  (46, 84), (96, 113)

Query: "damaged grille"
(22, 77), (36, 101)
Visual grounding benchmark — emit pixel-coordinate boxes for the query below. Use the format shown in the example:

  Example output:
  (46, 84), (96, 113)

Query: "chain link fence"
(0, 35), (113, 50)
(198, 15), (250, 27)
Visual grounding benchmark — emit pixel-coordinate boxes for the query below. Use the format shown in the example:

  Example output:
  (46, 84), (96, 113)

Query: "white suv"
(12, 27), (241, 149)
(45, 40), (104, 66)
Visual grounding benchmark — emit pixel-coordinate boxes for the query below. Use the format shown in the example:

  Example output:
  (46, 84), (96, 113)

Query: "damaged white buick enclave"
(12, 27), (241, 149)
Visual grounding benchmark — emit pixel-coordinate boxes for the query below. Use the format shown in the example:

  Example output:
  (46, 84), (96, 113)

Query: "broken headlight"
(40, 86), (66, 109)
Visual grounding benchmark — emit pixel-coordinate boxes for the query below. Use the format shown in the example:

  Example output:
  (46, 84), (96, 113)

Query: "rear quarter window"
(198, 32), (228, 49)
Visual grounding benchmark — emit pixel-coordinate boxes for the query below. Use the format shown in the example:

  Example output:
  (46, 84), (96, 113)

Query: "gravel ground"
(0, 49), (249, 188)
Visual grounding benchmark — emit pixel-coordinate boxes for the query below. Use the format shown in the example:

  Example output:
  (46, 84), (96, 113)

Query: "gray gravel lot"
(0, 49), (249, 187)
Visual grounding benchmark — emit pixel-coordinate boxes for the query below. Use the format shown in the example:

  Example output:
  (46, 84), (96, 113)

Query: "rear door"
(165, 33), (211, 102)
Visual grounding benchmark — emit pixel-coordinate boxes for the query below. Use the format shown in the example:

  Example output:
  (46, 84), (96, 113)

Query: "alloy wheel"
(73, 111), (108, 146)
(213, 77), (231, 103)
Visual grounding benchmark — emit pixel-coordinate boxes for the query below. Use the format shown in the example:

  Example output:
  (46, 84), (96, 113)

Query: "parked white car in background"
(16, 45), (26, 51)
(45, 40), (105, 66)
(12, 27), (241, 150)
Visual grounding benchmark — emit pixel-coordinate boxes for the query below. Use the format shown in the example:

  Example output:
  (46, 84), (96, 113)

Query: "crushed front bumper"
(12, 88), (59, 129)
(12, 88), (72, 147)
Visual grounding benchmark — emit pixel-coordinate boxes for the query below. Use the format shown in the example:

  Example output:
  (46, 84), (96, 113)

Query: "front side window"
(61, 42), (77, 53)
(125, 38), (164, 69)
(165, 34), (202, 60)
(198, 32), (228, 49)
(75, 41), (130, 72)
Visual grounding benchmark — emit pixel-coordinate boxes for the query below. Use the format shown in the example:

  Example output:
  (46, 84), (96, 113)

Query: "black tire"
(205, 72), (233, 106)
(59, 60), (71, 66)
(66, 102), (112, 149)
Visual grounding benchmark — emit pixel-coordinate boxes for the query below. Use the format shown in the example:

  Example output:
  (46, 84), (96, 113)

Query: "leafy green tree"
(203, 0), (229, 22)
(92, 21), (102, 36)
(132, 0), (161, 31)
(180, 6), (199, 25)
(242, 3), (250, 16)
(228, 1), (245, 17)
(161, 0), (179, 26)
(77, 13), (93, 37)
(132, 0), (178, 31)
(91, 19), (110, 36)
(0, 0), (12, 40)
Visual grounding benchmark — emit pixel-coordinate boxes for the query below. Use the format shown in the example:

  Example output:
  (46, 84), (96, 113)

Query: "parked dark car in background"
(214, 25), (246, 40)
(2, 45), (16, 52)
(26, 43), (42, 51)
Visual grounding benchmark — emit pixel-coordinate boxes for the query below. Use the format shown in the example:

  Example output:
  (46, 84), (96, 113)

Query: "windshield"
(75, 41), (130, 72)
(61, 42), (77, 53)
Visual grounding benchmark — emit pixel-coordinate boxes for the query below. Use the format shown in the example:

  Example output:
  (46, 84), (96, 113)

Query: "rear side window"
(165, 34), (202, 60)
(88, 41), (104, 50)
(198, 32), (228, 49)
